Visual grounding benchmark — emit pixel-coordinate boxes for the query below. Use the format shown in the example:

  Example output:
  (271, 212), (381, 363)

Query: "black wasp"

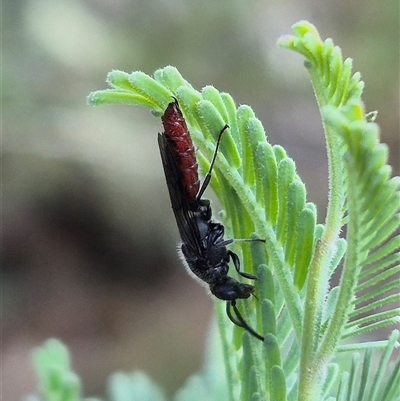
(158, 98), (264, 341)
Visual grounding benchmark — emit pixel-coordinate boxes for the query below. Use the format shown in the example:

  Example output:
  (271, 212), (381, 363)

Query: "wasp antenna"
(197, 124), (229, 200)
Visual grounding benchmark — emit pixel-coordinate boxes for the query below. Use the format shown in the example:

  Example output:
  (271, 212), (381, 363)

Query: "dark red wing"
(158, 132), (203, 258)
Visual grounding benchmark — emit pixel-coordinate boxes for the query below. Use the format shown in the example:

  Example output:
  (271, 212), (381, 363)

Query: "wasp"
(158, 98), (264, 341)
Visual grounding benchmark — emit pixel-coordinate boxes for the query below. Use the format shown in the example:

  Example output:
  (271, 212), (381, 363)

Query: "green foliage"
(108, 372), (166, 401)
(30, 339), (99, 401)
(30, 20), (399, 401)
(334, 331), (400, 401)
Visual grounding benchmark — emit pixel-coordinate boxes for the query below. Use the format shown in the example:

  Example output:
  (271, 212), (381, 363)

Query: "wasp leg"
(228, 250), (257, 280)
(226, 300), (247, 328)
(226, 301), (264, 342)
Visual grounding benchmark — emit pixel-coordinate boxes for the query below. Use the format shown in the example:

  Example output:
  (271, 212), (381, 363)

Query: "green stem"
(315, 140), (361, 367)
(298, 64), (346, 399)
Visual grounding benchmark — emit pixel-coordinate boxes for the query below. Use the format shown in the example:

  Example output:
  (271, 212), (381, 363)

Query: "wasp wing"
(158, 133), (204, 258)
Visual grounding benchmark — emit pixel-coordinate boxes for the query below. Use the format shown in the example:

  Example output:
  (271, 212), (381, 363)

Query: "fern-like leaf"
(333, 331), (400, 401)
(278, 21), (400, 400)
(89, 63), (319, 399)
(326, 104), (400, 343)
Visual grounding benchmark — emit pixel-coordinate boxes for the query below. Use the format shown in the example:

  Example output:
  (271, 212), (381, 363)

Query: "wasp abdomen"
(161, 99), (200, 204)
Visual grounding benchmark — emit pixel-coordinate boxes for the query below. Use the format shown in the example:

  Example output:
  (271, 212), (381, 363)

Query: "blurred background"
(3, 0), (399, 399)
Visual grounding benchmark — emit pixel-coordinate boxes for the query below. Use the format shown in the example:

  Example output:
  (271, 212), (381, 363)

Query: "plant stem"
(298, 64), (346, 399)
(315, 130), (362, 367)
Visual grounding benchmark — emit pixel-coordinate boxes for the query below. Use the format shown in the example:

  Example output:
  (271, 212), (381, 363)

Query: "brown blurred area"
(3, 0), (399, 400)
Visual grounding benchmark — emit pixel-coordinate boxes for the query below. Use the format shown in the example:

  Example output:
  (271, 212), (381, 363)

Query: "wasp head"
(210, 277), (254, 301)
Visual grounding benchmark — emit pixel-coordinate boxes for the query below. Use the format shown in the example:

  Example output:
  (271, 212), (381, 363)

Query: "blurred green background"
(3, 0), (399, 399)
